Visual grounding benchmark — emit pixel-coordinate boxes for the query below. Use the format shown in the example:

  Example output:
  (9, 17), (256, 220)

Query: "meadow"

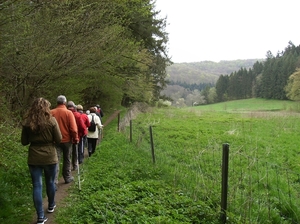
(1, 98), (300, 223)
(56, 99), (300, 223)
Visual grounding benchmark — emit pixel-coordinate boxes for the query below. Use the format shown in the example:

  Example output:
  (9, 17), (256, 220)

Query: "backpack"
(88, 115), (96, 132)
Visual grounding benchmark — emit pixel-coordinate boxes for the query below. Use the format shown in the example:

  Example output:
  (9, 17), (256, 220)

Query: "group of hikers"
(21, 95), (104, 224)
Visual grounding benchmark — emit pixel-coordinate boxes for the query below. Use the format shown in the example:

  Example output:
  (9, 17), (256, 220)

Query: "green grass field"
(191, 98), (300, 112)
(1, 98), (300, 223)
(54, 99), (300, 223)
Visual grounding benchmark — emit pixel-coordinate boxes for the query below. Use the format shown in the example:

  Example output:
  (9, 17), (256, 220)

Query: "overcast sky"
(155, 0), (300, 63)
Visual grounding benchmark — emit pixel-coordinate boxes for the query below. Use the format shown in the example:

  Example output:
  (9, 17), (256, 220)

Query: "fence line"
(120, 119), (300, 223)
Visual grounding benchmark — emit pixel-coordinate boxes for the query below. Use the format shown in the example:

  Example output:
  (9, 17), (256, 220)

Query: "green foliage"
(164, 60), (262, 105)
(55, 99), (300, 223)
(56, 127), (217, 223)
(0, 125), (32, 224)
(166, 59), (261, 85)
(0, 0), (171, 121)
(285, 68), (300, 101)
(214, 42), (300, 102)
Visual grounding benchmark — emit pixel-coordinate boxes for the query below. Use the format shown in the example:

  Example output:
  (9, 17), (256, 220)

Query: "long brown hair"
(24, 97), (52, 133)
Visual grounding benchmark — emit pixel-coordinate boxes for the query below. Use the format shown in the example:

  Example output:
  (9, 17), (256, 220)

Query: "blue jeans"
(29, 164), (57, 219)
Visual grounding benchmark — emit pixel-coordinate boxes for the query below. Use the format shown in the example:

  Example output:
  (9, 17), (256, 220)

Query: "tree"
(285, 68), (300, 101)
(0, 0), (171, 118)
(216, 75), (229, 102)
(1, 0), (122, 111)
(207, 87), (217, 104)
(201, 85), (210, 103)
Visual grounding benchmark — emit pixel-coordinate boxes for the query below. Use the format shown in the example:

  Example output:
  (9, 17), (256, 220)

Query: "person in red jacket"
(51, 95), (78, 185)
(67, 101), (86, 171)
(77, 104), (90, 164)
(95, 104), (104, 121)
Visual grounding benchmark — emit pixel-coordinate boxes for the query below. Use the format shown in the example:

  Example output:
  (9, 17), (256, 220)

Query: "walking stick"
(76, 144), (81, 191)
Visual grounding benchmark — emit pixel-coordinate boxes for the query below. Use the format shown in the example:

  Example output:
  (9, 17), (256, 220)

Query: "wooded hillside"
(162, 59), (264, 106)
(166, 59), (263, 84)
(162, 42), (300, 107)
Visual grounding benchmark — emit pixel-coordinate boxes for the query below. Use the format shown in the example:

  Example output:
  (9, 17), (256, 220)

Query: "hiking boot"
(37, 216), (48, 224)
(65, 176), (74, 184)
(47, 204), (56, 213)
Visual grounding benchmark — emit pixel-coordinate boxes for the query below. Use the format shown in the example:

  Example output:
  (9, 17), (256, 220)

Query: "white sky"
(155, 0), (300, 63)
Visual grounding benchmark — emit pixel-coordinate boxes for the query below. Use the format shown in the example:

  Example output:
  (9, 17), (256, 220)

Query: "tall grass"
(120, 100), (300, 223)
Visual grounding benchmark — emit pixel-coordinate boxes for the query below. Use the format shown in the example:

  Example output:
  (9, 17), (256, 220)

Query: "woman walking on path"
(21, 98), (62, 224)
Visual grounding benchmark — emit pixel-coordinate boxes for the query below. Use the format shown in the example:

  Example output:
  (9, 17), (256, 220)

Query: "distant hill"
(166, 59), (264, 84)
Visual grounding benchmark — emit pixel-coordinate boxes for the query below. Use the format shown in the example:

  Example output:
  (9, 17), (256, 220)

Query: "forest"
(1, 1), (300, 117)
(162, 43), (300, 106)
(0, 0), (171, 123)
(216, 43), (300, 102)
(162, 59), (264, 106)
(166, 59), (262, 84)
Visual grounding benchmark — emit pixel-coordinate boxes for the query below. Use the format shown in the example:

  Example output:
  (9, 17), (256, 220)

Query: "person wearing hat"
(76, 104), (90, 163)
(66, 101), (86, 170)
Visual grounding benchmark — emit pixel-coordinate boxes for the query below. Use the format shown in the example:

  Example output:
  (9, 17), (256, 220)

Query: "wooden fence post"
(220, 143), (229, 223)
(130, 120), (132, 142)
(117, 112), (120, 132)
(149, 126), (155, 164)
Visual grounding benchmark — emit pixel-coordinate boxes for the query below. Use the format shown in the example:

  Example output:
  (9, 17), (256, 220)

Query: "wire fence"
(119, 117), (300, 223)
(227, 148), (300, 223)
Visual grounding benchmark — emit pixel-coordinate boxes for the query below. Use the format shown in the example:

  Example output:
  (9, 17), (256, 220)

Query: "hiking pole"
(76, 144), (81, 191)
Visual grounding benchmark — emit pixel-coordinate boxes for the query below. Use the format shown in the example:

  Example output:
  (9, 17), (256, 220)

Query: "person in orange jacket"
(51, 95), (79, 185)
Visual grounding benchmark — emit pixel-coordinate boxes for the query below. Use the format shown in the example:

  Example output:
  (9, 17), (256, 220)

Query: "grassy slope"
(191, 98), (300, 111)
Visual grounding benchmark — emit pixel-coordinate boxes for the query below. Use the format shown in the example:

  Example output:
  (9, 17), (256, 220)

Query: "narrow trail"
(30, 110), (121, 224)
(103, 110), (120, 127)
